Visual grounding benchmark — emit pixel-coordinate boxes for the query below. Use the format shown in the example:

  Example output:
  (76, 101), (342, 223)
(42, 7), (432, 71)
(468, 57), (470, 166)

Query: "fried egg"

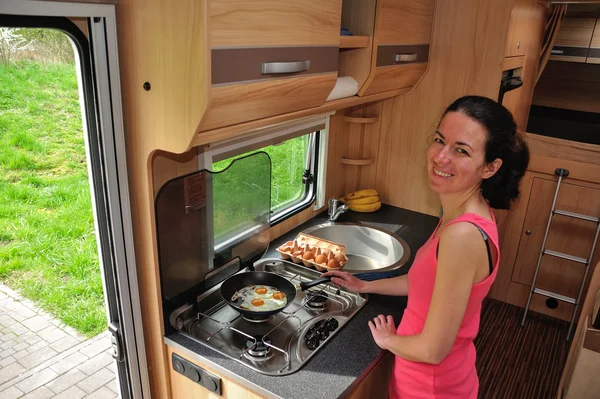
(232, 285), (288, 311)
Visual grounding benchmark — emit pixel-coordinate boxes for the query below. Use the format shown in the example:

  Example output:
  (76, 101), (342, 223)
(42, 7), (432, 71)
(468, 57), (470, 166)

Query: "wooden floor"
(475, 299), (571, 399)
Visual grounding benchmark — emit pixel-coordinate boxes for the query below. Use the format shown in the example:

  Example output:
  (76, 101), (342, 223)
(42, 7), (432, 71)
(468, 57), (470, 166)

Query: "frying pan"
(220, 271), (331, 321)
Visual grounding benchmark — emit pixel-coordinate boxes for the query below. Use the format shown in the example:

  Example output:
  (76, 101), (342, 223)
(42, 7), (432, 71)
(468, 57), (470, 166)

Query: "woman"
(324, 96), (529, 398)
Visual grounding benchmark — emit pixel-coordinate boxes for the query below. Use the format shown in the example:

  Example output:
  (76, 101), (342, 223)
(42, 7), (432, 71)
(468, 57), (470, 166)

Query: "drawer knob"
(261, 60), (310, 74)
(526, 230), (531, 235)
(394, 53), (418, 62)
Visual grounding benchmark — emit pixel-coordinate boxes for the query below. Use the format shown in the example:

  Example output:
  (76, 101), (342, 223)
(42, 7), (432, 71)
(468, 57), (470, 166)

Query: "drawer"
(550, 46), (589, 63)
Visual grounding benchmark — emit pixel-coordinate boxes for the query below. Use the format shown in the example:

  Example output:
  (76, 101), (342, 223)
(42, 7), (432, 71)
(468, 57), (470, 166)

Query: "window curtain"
(537, 4), (568, 84)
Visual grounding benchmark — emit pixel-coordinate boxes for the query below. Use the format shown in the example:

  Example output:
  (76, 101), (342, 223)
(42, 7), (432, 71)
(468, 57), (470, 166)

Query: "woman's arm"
(323, 271), (409, 296)
(368, 222), (488, 364)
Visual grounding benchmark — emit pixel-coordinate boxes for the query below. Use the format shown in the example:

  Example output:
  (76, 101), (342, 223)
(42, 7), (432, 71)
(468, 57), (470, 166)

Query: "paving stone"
(11, 341), (28, 353)
(15, 367), (58, 394)
(23, 333), (41, 346)
(78, 352), (114, 376)
(46, 368), (87, 394)
(52, 385), (86, 399)
(0, 333), (15, 343)
(76, 368), (114, 394)
(20, 386), (54, 399)
(104, 375), (119, 393)
(84, 386), (118, 399)
(0, 356), (15, 368)
(21, 316), (51, 333)
(0, 317), (14, 329)
(50, 351), (89, 374)
(0, 340), (15, 350)
(80, 336), (110, 358)
(0, 348), (15, 360)
(50, 335), (81, 353)
(37, 326), (68, 344)
(12, 348), (29, 361)
(26, 340), (48, 354)
(0, 386), (23, 399)
(8, 307), (36, 321)
(18, 345), (58, 369)
(0, 362), (25, 384)
(10, 325), (27, 336)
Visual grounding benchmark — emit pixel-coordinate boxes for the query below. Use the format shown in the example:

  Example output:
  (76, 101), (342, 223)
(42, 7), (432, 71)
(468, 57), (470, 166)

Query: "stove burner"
(306, 291), (329, 310)
(245, 336), (272, 358)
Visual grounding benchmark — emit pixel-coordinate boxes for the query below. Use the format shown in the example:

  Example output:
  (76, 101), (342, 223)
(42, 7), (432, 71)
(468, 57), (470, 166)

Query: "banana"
(344, 196), (379, 206)
(344, 189), (378, 200)
(348, 201), (382, 213)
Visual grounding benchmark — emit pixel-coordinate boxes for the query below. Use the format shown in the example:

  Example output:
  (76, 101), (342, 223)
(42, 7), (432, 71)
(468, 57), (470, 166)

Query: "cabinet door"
(359, 0), (435, 96)
(512, 177), (600, 302)
(200, 0), (342, 131)
(550, 18), (596, 63)
(587, 19), (600, 64)
(505, 0), (529, 57)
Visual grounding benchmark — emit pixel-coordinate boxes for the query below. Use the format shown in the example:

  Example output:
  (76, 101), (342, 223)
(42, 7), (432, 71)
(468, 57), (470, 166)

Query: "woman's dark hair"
(443, 95), (530, 210)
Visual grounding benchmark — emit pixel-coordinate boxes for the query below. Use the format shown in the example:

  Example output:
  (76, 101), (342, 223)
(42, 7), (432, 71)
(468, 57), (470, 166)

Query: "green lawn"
(0, 61), (105, 336)
(0, 61), (310, 337)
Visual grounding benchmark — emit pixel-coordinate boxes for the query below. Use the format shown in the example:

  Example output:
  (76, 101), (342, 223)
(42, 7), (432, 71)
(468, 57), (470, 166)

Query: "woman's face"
(427, 111), (500, 195)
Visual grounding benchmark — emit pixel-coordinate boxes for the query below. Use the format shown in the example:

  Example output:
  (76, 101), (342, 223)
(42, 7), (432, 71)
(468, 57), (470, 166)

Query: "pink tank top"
(389, 212), (499, 399)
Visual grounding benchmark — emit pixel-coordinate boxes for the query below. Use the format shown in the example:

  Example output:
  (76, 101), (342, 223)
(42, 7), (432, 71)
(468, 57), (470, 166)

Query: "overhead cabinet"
(358, 0), (435, 96)
(199, 0), (342, 131)
(550, 17), (596, 63)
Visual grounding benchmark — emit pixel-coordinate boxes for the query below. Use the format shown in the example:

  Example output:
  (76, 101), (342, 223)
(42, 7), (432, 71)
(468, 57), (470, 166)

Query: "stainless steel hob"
(169, 259), (368, 375)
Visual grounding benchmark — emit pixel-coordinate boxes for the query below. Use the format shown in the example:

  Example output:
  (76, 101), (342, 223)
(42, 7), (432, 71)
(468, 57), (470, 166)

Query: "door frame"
(0, 1), (150, 398)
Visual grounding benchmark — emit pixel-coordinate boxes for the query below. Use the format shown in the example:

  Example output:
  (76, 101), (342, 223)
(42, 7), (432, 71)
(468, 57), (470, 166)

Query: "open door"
(0, 1), (149, 398)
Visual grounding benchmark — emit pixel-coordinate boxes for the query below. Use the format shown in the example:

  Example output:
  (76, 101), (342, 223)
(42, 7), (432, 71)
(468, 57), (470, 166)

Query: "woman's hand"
(368, 315), (396, 350)
(322, 270), (368, 293)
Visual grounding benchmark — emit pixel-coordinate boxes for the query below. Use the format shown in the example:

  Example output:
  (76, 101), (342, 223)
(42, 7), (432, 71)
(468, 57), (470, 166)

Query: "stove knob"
(325, 318), (339, 332)
(186, 368), (201, 383)
(306, 336), (320, 350)
(173, 359), (185, 375)
(316, 329), (329, 341)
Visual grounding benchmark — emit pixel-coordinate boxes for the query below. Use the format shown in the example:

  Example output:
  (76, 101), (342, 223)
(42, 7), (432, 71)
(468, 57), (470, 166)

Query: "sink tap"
(328, 198), (348, 221)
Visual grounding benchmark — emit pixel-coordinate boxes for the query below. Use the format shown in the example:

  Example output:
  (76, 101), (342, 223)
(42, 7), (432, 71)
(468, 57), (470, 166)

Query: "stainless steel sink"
(302, 222), (411, 273)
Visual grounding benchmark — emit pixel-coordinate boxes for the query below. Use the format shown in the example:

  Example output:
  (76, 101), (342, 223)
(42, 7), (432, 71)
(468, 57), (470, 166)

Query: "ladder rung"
(554, 209), (600, 223)
(533, 288), (577, 304)
(543, 249), (588, 264)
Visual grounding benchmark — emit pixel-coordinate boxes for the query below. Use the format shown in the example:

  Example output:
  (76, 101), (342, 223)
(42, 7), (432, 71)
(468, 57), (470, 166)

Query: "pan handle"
(299, 276), (332, 291)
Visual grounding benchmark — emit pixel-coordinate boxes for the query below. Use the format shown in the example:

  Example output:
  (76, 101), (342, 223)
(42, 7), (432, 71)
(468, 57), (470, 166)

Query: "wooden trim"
(343, 115), (379, 124)
(525, 133), (600, 166)
(191, 87), (411, 148)
(529, 154), (600, 184)
(583, 323), (600, 353)
(503, 55), (525, 71)
(340, 157), (376, 166)
(340, 36), (370, 49)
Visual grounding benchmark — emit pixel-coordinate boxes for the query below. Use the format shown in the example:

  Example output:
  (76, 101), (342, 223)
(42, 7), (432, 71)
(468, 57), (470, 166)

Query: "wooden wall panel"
(374, 0), (517, 215)
(502, 1), (546, 131)
(377, 0), (435, 45)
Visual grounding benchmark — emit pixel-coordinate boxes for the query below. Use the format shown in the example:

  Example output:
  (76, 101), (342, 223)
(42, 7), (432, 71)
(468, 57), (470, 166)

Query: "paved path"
(0, 284), (119, 398)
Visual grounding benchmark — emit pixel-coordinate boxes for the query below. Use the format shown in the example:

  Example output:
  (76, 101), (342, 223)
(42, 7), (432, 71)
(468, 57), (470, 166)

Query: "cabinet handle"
(394, 53), (418, 62)
(261, 60), (310, 75)
(551, 49), (564, 55)
(526, 230), (531, 235)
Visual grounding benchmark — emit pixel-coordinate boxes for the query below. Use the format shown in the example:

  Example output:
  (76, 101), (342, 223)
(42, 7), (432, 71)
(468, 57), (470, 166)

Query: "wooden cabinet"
(550, 17), (596, 63)
(198, 0), (342, 132)
(358, 0), (435, 96)
(505, 0), (529, 57)
(587, 19), (600, 64)
(490, 134), (600, 322)
(511, 177), (600, 315)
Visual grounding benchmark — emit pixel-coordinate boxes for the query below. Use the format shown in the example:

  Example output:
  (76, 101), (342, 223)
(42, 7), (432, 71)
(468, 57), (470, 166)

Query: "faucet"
(328, 198), (348, 221)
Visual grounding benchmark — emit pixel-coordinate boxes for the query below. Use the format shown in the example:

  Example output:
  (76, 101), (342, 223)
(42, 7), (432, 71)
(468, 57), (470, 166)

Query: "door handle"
(551, 49), (564, 55)
(394, 53), (418, 62)
(261, 60), (310, 74)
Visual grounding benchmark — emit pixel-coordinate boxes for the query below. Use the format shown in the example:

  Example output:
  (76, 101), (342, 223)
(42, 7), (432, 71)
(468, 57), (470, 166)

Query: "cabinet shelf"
(341, 157), (375, 166)
(339, 36), (370, 49)
(343, 115), (379, 124)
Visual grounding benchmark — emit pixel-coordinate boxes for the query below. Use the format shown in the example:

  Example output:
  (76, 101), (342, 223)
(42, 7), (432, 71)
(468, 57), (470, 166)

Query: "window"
(202, 114), (330, 243)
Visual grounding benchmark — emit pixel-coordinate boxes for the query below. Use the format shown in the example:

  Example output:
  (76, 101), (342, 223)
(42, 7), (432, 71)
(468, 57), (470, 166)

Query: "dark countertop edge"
(164, 336), (282, 399)
(163, 204), (439, 398)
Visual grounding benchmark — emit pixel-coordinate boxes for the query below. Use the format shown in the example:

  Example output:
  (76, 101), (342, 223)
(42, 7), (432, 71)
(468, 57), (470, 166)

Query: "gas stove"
(169, 259), (368, 375)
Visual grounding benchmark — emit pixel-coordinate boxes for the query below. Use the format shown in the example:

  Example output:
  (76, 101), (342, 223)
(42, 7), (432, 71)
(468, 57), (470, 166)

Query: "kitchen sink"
(302, 222), (411, 273)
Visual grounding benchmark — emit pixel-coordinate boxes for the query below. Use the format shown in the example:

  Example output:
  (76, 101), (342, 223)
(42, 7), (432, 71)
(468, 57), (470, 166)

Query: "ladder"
(521, 168), (600, 341)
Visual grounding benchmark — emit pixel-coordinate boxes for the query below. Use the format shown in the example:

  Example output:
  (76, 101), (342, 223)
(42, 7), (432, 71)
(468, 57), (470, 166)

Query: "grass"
(0, 61), (105, 337)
